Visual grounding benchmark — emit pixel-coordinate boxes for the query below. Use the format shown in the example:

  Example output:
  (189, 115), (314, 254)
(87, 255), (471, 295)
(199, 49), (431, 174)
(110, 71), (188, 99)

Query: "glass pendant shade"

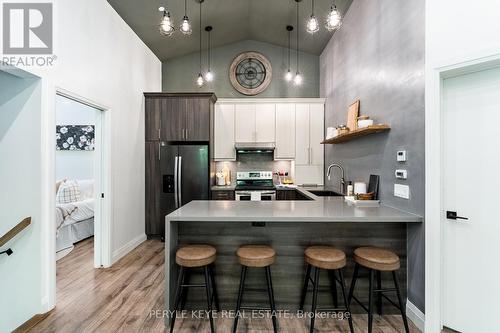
(294, 72), (303, 85)
(180, 16), (192, 35)
(326, 5), (342, 31)
(306, 15), (320, 34)
(196, 73), (205, 87)
(159, 11), (174, 36)
(205, 70), (214, 82)
(285, 70), (293, 81)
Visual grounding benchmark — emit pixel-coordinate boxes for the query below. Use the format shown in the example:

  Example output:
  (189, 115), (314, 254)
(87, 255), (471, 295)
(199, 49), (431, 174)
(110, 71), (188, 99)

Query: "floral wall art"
(56, 125), (95, 151)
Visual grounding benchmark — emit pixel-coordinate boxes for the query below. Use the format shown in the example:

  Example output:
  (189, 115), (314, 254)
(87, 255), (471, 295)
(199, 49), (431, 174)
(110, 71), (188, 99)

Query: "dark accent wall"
(163, 40), (319, 98)
(320, 0), (425, 311)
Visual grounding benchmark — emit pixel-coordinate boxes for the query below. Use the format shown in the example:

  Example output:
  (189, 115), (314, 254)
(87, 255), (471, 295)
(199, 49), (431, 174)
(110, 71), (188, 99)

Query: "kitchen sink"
(309, 190), (343, 197)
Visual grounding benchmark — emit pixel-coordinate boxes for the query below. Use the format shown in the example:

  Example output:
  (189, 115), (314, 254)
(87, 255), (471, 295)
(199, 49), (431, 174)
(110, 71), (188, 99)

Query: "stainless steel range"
(235, 171), (276, 201)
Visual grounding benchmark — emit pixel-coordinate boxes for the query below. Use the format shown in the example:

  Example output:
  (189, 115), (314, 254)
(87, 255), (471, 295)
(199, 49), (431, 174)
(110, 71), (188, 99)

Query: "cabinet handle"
(310, 148), (313, 165)
(158, 128), (161, 141)
(158, 142), (161, 161)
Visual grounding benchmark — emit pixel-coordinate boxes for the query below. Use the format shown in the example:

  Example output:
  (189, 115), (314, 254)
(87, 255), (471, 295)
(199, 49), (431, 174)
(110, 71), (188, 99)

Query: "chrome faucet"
(326, 163), (345, 195)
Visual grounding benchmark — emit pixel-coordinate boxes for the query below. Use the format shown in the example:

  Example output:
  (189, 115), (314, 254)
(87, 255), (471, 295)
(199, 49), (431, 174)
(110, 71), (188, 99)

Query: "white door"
(255, 103), (276, 142)
(275, 103), (295, 159)
(443, 66), (500, 333)
(214, 104), (235, 160)
(295, 104), (310, 165)
(234, 104), (256, 142)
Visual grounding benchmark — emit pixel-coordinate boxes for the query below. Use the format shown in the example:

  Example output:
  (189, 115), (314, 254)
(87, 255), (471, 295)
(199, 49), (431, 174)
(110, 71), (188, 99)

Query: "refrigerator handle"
(178, 156), (182, 206)
(174, 156), (179, 208)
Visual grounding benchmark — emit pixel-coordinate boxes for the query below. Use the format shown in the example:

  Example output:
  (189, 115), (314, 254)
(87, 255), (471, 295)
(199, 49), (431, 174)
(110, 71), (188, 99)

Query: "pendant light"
(294, 0), (303, 85)
(326, 2), (342, 31)
(285, 25), (294, 81)
(306, 0), (319, 34)
(158, 6), (174, 36)
(179, 0), (192, 35)
(205, 26), (214, 82)
(195, 0), (205, 87)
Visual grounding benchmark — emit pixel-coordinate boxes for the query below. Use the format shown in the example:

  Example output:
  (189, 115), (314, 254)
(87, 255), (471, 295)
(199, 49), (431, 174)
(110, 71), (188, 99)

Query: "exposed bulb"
(326, 6), (342, 31)
(294, 72), (303, 85)
(306, 15), (320, 34)
(285, 70), (293, 82)
(159, 11), (174, 36)
(205, 70), (214, 82)
(196, 73), (205, 87)
(180, 16), (192, 35)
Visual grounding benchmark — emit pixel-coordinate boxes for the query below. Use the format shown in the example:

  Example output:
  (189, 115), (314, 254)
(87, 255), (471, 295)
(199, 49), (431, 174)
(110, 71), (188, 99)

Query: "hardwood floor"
(30, 238), (421, 333)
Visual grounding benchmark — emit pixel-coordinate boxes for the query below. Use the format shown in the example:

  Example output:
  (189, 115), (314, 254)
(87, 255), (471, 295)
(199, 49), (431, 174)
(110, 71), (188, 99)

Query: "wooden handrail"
(0, 217), (31, 248)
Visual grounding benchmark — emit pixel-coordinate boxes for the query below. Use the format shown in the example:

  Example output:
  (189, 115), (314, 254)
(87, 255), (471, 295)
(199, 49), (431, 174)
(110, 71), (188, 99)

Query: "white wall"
(425, 1), (500, 332)
(55, 94), (97, 181)
(0, 0), (162, 331)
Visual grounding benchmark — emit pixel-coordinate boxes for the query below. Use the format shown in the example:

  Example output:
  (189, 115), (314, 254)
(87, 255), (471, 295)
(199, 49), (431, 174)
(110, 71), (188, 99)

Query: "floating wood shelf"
(321, 125), (391, 144)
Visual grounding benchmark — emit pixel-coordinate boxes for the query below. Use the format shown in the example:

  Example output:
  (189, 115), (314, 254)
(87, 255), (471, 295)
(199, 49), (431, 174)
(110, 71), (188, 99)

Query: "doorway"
(441, 66), (500, 332)
(54, 92), (109, 269)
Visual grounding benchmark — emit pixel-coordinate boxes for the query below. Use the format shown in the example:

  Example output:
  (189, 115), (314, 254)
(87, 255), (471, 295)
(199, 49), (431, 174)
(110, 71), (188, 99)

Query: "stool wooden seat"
(236, 245), (276, 267)
(354, 246), (400, 271)
(348, 246), (409, 333)
(233, 245), (277, 333)
(171, 245), (219, 333)
(305, 246), (347, 270)
(300, 246), (354, 333)
(176, 244), (216, 267)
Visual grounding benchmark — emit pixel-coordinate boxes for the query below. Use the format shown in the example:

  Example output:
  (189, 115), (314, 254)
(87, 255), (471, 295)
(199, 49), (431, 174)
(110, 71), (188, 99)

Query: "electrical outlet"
(397, 150), (407, 162)
(395, 169), (408, 179)
(394, 184), (410, 199)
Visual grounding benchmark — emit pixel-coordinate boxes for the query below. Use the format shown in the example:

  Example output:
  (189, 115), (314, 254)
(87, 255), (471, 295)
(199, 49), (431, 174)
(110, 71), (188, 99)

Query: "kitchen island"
(165, 188), (422, 313)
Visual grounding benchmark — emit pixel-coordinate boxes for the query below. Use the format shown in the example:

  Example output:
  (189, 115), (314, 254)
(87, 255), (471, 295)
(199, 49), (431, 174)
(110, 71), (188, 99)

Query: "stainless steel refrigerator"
(160, 144), (209, 236)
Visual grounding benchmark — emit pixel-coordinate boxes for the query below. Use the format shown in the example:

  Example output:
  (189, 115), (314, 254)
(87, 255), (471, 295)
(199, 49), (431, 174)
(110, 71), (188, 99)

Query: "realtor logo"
(2, 2), (53, 54)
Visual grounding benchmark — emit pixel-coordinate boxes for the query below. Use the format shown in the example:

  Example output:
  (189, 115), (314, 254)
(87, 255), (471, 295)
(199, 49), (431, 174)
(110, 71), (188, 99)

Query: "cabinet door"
(309, 103), (325, 166)
(275, 103), (295, 159)
(145, 141), (161, 236)
(211, 190), (235, 200)
(162, 98), (185, 141)
(295, 104), (310, 165)
(185, 98), (210, 141)
(255, 103), (276, 142)
(214, 104), (236, 160)
(234, 104), (256, 142)
(145, 98), (161, 141)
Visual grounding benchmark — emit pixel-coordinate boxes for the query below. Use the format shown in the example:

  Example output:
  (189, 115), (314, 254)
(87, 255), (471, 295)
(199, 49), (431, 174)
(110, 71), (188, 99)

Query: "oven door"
(235, 190), (276, 201)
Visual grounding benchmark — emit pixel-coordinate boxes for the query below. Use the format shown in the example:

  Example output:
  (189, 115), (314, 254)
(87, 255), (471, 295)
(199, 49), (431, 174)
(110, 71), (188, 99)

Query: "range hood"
(235, 142), (275, 154)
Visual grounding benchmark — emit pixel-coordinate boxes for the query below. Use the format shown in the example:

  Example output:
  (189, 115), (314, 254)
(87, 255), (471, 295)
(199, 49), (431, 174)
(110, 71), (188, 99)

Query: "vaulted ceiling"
(107, 0), (352, 61)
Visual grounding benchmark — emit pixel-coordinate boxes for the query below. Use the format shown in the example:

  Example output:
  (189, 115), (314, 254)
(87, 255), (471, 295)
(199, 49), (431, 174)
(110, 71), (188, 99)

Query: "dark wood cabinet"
(211, 190), (235, 200)
(277, 189), (311, 201)
(186, 98), (210, 141)
(145, 141), (161, 235)
(162, 98), (185, 141)
(145, 98), (161, 141)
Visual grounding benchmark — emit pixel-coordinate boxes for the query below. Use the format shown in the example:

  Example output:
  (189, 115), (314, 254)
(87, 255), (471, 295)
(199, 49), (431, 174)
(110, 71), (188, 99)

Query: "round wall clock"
(229, 52), (272, 96)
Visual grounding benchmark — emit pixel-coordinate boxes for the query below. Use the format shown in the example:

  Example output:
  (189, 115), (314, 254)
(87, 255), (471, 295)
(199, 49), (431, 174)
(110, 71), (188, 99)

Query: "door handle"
(446, 211), (469, 220)
(174, 156), (179, 208)
(178, 156), (182, 206)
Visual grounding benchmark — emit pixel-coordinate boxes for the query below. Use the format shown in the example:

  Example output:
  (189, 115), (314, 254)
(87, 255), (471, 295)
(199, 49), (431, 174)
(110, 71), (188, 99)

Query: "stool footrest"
(243, 287), (268, 293)
(314, 307), (351, 313)
(181, 284), (206, 288)
(239, 306), (273, 311)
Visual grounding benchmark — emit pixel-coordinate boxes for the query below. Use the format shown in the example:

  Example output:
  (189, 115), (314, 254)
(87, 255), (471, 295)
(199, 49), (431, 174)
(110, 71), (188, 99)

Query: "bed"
(56, 179), (95, 258)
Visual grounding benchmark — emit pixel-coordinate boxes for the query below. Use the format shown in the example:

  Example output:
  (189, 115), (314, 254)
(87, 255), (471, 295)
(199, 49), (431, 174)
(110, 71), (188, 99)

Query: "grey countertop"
(167, 186), (422, 223)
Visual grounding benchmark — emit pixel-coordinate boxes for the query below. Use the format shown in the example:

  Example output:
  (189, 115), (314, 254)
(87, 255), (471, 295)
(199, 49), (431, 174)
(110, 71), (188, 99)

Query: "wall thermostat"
(395, 169), (408, 179)
(397, 150), (407, 162)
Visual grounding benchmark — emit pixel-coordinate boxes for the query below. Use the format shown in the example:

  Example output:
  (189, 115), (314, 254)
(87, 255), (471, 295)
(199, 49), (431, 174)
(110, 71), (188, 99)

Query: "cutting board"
(347, 100), (360, 131)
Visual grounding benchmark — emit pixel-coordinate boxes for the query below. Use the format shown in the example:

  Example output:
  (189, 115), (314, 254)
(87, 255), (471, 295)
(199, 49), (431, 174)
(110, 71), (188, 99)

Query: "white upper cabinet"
(295, 104), (310, 165)
(234, 104), (256, 142)
(255, 104), (276, 142)
(275, 104), (296, 159)
(309, 103), (325, 166)
(214, 103), (236, 160)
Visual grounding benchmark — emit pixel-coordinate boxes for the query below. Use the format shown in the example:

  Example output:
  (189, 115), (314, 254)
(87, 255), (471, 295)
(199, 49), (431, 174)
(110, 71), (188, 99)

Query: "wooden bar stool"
(233, 245), (278, 333)
(347, 246), (410, 333)
(299, 246), (354, 333)
(170, 244), (220, 333)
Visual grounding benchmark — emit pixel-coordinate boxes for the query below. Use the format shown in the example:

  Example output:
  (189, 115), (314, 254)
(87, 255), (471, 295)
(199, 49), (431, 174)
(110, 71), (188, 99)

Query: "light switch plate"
(397, 150), (407, 162)
(394, 184), (410, 199)
(395, 169), (408, 179)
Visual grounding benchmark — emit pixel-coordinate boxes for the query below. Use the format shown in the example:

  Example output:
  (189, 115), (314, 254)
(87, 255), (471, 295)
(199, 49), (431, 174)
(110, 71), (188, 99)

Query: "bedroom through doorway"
(54, 93), (106, 269)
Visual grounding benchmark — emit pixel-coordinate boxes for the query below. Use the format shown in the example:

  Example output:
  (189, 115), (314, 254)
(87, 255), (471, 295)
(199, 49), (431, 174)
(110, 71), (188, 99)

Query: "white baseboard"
(111, 233), (147, 264)
(406, 299), (425, 332)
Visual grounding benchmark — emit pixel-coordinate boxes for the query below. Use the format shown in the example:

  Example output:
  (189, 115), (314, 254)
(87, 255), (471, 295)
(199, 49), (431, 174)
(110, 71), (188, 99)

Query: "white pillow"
(77, 179), (94, 200)
(56, 180), (81, 204)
